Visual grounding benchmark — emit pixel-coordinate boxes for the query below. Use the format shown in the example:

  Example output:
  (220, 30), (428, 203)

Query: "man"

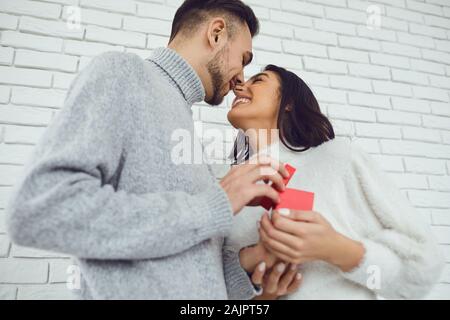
(6, 0), (288, 299)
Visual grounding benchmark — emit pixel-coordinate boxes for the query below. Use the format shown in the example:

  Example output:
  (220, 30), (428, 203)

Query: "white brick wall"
(0, 0), (449, 300)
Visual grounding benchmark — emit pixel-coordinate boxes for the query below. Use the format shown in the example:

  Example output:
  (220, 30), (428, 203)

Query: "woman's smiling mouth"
(232, 97), (251, 108)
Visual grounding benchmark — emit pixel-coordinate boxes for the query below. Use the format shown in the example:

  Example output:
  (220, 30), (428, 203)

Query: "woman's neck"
(246, 128), (279, 154)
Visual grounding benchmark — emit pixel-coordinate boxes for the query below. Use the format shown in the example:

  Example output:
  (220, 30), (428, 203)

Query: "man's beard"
(206, 47), (228, 106)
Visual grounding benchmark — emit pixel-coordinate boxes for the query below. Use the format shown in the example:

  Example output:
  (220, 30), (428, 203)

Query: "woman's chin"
(227, 109), (241, 129)
(227, 112), (246, 130)
(227, 120), (242, 130)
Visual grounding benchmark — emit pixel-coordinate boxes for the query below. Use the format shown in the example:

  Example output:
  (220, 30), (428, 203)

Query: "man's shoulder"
(69, 51), (153, 97)
(65, 52), (150, 113)
(87, 51), (146, 78)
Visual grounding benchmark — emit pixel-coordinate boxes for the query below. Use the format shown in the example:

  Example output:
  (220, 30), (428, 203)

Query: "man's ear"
(207, 17), (227, 49)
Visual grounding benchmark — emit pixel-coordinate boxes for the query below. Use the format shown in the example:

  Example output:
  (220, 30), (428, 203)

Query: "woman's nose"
(233, 77), (247, 94)
(233, 83), (245, 96)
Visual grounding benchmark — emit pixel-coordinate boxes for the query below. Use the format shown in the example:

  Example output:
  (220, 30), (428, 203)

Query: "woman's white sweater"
(228, 137), (444, 299)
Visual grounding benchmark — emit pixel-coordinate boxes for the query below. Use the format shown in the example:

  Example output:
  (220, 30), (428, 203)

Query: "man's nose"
(235, 71), (244, 86)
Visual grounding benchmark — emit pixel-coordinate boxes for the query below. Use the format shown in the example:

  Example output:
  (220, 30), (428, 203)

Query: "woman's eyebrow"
(249, 72), (269, 81)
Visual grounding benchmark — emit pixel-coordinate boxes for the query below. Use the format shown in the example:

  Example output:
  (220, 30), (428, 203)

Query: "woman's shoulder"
(278, 137), (374, 172)
(309, 137), (354, 162)
(315, 138), (385, 182)
(315, 137), (371, 161)
(285, 137), (374, 175)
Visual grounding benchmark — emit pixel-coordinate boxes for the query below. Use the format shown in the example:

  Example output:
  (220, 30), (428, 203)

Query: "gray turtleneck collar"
(148, 47), (206, 105)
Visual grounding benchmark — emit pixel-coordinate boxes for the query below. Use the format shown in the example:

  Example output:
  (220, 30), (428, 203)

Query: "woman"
(228, 65), (444, 300)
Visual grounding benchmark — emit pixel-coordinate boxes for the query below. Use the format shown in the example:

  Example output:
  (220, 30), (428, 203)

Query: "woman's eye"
(253, 78), (262, 83)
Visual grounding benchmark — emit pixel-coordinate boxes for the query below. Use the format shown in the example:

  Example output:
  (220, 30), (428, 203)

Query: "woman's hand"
(252, 262), (302, 300)
(239, 242), (278, 273)
(259, 210), (365, 272)
(239, 243), (302, 299)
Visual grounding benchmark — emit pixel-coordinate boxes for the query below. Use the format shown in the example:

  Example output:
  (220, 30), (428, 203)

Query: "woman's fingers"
(261, 213), (301, 248)
(277, 264), (298, 295)
(270, 211), (306, 236)
(260, 234), (305, 265)
(265, 246), (296, 265)
(251, 262), (266, 287)
(286, 272), (303, 294)
(276, 209), (320, 223)
(265, 263), (286, 294)
(259, 227), (299, 263)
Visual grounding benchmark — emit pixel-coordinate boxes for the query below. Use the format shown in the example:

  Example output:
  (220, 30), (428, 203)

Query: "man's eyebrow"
(243, 51), (253, 67)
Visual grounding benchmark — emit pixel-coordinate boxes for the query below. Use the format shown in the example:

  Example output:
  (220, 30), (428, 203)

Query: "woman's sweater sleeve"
(339, 143), (445, 299)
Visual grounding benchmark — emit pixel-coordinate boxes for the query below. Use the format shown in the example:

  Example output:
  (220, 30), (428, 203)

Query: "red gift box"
(260, 164), (314, 211)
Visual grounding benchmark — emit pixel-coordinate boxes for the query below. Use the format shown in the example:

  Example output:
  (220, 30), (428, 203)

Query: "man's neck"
(167, 42), (209, 95)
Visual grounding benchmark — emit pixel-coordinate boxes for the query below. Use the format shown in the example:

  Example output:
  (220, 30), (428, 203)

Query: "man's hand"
(220, 156), (289, 215)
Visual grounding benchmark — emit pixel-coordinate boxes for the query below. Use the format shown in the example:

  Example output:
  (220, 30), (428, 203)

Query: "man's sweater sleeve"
(222, 240), (258, 300)
(339, 143), (445, 299)
(6, 52), (233, 260)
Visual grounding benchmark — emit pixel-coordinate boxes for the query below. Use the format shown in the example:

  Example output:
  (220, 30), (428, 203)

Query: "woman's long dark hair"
(231, 64), (335, 163)
(266, 64), (335, 152)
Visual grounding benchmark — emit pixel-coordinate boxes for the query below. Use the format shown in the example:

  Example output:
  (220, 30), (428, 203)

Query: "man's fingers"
(225, 161), (265, 181)
(278, 162), (289, 179)
(252, 185), (280, 205)
(224, 163), (256, 181)
(248, 167), (285, 192)
(248, 155), (289, 179)
(265, 263), (286, 294)
(257, 155), (289, 179)
(221, 156), (291, 214)
(251, 262), (266, 286)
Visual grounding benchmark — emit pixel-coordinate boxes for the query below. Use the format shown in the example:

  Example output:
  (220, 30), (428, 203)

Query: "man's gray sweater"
(6, 48), (256, 300)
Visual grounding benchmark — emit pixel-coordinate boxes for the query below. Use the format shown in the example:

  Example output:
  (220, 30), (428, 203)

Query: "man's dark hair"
(169, 0), (260, 42)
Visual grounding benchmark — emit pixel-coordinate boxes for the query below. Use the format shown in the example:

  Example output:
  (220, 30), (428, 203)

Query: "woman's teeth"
(233, 98), (251, 107)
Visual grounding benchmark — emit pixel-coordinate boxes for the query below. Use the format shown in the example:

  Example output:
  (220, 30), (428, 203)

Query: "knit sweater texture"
(229, 138), (445, 299)
(6, 48), (256, 300)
